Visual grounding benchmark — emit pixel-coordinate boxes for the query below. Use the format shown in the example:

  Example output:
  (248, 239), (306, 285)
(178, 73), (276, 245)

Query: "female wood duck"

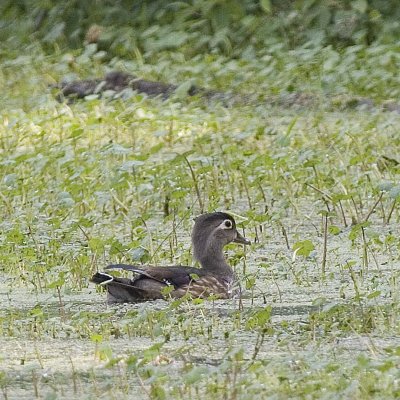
(91, 212), (250, 303)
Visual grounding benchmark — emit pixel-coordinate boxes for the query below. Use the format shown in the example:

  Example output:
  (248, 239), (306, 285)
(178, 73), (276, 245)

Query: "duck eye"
(224, 220), (232, 229)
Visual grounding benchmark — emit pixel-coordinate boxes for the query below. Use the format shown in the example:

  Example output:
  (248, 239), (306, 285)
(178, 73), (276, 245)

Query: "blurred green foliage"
(1, 0), (399, 57)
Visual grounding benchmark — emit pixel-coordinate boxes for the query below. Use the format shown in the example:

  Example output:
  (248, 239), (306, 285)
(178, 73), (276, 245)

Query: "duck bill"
(234, 231), (251, 245)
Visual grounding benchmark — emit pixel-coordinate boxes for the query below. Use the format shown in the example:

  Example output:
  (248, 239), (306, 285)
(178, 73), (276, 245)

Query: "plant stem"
(338, 200), (348, 227)
(183, 155), (203, 212)
(322, 213), (328, 277)
(364, 192), (383, 222)
(386, 199), (397, 224)
(240, 170), (253, 210)
(361, 227), (369, 272)
(280, 222), (290, 250)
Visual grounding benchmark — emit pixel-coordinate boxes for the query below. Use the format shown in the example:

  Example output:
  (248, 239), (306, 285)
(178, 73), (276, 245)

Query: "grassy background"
(1, 3), (400, 398)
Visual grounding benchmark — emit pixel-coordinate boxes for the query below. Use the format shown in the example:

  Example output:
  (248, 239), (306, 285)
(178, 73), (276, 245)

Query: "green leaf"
(90, 334), (103, 343)
(349, 221), (371, 242)
(88, 237), (105, 252)
(329, 225), (341, 235)
(174, 80), (195, 99)
(128, 247), (148, 261)
(142, 342), (164, 363)
(293, 240), (315, 257)
(367, 290), (381, 299)
(260, 0), (271, 13)
(246, 306), (272, 329)
(43, 22), (65, 43)
(189, 273), (199, 281)
(161, 285), (174, 296)
(29, 306), (44, 318)
(6, 227), (25, 244)
(245, 276), (256, 290)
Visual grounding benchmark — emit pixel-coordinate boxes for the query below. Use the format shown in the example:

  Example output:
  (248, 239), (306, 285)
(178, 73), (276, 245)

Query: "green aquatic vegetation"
(1, 40), (400, 398)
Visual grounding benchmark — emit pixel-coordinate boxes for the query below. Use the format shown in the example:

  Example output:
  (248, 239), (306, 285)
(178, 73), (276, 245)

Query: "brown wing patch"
(172, 276), (231, 299)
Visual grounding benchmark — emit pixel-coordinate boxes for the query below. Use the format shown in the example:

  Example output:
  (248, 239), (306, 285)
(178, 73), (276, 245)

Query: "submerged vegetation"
(1, 1), (400, 399)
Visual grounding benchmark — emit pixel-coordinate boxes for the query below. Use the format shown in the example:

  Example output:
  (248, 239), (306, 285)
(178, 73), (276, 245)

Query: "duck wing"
(105, 263), (204, 287)
(91, 264), (232, 303)
(91, 272), (166, 302)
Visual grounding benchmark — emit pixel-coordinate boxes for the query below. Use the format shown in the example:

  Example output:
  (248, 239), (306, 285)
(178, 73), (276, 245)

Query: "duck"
(91, 212), (251, 303)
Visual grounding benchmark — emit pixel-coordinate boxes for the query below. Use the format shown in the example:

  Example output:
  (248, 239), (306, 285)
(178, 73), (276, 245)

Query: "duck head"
(192, 212), (250, 265)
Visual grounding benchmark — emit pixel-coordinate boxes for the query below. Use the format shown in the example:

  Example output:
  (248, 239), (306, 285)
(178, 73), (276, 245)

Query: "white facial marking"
(220, 219), (233, 229)
(99, 273), (114, 286)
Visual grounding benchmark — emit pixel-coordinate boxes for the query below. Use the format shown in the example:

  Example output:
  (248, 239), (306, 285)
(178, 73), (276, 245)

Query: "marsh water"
(1, 210), (399, 399)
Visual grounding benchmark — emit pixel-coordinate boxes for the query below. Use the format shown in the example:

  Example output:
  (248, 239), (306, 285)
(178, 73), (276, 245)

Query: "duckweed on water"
(1, 39), (400, 398)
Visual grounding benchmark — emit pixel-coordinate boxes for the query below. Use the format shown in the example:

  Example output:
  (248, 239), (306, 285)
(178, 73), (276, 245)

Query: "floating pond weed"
(1, 35), (400, 399)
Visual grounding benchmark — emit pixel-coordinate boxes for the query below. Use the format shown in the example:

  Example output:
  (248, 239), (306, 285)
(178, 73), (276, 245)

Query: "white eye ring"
(222, 219), (233, 229)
